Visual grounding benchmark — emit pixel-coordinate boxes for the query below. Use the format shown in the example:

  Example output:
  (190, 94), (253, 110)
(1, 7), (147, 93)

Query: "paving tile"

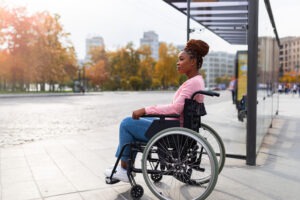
(0, 148), (24, 159)
(0, 157), (27, 170)
(22, 144), (47, 156)
(26, 154), (54, 167)
(81, 160), (107, 177)
(44, 146), (70, 156)
(31, 165), (65, 181)
(1, 167), (33, 184)
(2, 181), (41, 200)
(111, 184), (156, 200)
(62, 143), (89, 153)
(36, 178), (77, 197)
(68, 178), (105, 191)
(62, 166), (106, 191)
(80, 188), (123, 200)
(44, 193), (83, 200)
(51, 157), (82, 171)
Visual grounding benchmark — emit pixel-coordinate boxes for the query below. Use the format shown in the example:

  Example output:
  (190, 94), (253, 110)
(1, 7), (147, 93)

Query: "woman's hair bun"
(184, 39), (209, 57)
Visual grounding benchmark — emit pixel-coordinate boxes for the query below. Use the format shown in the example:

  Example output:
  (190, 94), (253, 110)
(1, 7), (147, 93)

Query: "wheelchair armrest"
(191, 90), (220, 99)
(142, 114), (180, 120)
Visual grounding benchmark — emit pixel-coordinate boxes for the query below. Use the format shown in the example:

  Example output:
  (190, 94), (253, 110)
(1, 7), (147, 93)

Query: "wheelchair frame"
(105, 90), (224, 200)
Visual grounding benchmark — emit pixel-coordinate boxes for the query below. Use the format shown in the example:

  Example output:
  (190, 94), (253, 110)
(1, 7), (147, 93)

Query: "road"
(0, 91), (230, 147)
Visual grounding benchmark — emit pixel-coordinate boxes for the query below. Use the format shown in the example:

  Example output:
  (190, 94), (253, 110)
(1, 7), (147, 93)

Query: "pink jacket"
(145, 75), (205, 125)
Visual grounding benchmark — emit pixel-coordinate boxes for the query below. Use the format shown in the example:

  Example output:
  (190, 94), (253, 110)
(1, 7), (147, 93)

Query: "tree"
(154, 43), (179, 89)
(33, 12), (77, 91)
(0, 6), (77, 92)
(0, 6), (36, 91)
(85, 46), (109, 90)
(215, 75), (231, 86)
(129, 76), (142, 90)
(138, 45), (156, 89)
(86, 59), (109, 89)
(0, 50), (10, 90)
(106, 43), (141, 90)
(279, 72), (297, 83)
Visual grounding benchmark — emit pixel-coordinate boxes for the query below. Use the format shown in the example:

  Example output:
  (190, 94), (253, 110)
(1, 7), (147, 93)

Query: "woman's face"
(177, 51), (196, 75)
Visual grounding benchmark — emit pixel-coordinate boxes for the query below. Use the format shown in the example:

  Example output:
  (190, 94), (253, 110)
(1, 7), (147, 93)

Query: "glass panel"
(256, 0), (280, 152)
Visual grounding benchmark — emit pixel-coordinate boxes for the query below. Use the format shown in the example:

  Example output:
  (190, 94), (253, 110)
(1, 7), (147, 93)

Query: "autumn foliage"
(0, 6), (77, 92)
(85, 42), (183, 91)
(1, 6), (188, 92)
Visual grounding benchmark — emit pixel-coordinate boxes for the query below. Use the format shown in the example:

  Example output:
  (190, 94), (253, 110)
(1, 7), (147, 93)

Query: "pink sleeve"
(145, 79), (201, 115)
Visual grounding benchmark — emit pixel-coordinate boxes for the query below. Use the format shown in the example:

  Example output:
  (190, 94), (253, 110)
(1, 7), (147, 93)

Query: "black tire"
(131, 184), (144, 200)
(199, 123), (226, 173)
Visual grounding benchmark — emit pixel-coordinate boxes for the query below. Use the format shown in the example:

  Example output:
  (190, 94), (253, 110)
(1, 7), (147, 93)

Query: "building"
(140, 31), (159, 60)
(202, 51), (235, 89)
(85, 36), (105, 61)
(279, 36), (300, 73)
(257, 36), (280, 84)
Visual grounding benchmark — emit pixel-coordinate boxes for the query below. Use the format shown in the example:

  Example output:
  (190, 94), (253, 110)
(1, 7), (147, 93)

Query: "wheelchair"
(237, 95), (247, 122)
(105, 90), (225, 200)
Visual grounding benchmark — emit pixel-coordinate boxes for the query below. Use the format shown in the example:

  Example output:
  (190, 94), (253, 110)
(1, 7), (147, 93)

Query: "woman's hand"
(132, 108), (146, 119)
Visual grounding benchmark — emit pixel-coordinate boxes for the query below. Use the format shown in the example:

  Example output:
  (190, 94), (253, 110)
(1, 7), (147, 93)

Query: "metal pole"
(187, 0), (191, 41)
(246, 0), (259, 165)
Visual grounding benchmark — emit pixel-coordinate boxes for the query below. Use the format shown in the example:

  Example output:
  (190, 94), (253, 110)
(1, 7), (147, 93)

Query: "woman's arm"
(132, 108), (146, 119)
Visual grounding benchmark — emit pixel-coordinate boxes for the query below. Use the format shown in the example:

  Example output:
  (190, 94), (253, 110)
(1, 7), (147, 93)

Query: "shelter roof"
(163, 0), (248, 45)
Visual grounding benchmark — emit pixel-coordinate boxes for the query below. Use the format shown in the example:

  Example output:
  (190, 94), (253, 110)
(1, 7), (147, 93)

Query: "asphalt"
(0, 93), (300, 200)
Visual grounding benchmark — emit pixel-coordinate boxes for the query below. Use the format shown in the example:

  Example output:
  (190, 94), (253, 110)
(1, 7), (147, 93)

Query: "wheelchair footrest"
(105, 177), (120, 184)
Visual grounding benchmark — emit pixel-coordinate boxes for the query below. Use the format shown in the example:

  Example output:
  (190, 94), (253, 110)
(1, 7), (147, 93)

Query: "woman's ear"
(191, 57), (197, 67)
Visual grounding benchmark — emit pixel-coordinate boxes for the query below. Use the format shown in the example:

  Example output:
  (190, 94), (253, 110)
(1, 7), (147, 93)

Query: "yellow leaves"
(279, 71), (300, 83)
(86, 60), (109, 86)
(154, 42), (180, 88)
(0, 6), (76, 91)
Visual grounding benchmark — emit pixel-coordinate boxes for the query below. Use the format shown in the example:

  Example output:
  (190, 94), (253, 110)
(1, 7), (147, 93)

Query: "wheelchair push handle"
(191, 90), (220, 99)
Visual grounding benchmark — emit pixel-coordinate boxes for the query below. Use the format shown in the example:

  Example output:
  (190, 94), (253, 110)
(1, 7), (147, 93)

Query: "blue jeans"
(115, 117), (154, 161)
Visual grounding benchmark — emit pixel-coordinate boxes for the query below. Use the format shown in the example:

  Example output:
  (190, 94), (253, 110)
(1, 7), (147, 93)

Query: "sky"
(2, 0), (300, 60)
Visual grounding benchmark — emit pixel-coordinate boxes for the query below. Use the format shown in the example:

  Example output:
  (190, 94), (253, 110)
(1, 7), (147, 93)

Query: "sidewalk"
(0, 94), (300, 200)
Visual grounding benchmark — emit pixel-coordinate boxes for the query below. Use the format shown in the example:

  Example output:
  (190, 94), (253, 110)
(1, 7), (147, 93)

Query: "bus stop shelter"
(162, 0), (280, 165)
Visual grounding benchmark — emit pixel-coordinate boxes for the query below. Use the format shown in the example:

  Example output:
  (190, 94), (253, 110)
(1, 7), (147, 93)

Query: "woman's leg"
(115, 117), (154, 168)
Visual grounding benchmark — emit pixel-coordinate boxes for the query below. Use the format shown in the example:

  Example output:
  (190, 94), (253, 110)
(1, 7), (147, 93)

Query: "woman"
(105, 39), (209, 182)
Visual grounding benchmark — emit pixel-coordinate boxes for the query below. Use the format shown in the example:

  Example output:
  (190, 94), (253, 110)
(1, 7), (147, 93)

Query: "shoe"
(104, 166), (129, 182)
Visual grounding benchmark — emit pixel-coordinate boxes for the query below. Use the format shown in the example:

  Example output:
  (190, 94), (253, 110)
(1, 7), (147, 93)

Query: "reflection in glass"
(256, 0), (280, 152)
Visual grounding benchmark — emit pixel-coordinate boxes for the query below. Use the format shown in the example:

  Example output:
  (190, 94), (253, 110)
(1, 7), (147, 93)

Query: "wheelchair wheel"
(142, 127), (218, 200)
(199, 123), (226, 173)
(130, 184), (144, 200)
(151, 174), (163, 182)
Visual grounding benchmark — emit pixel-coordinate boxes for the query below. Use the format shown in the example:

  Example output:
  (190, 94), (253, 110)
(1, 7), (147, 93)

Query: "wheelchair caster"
(105, 177), (120, 184)
(151, 174), (163, 182)
(131, 184), (144, 200)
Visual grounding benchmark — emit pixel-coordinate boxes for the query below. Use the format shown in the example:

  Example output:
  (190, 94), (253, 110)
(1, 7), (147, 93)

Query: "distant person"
(104, 39), (210, 182)
(284, 83), (290, 94)
(228, 77), (237, 104)
(292, 83), (298, 96)
(278, 84), (283, 94)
